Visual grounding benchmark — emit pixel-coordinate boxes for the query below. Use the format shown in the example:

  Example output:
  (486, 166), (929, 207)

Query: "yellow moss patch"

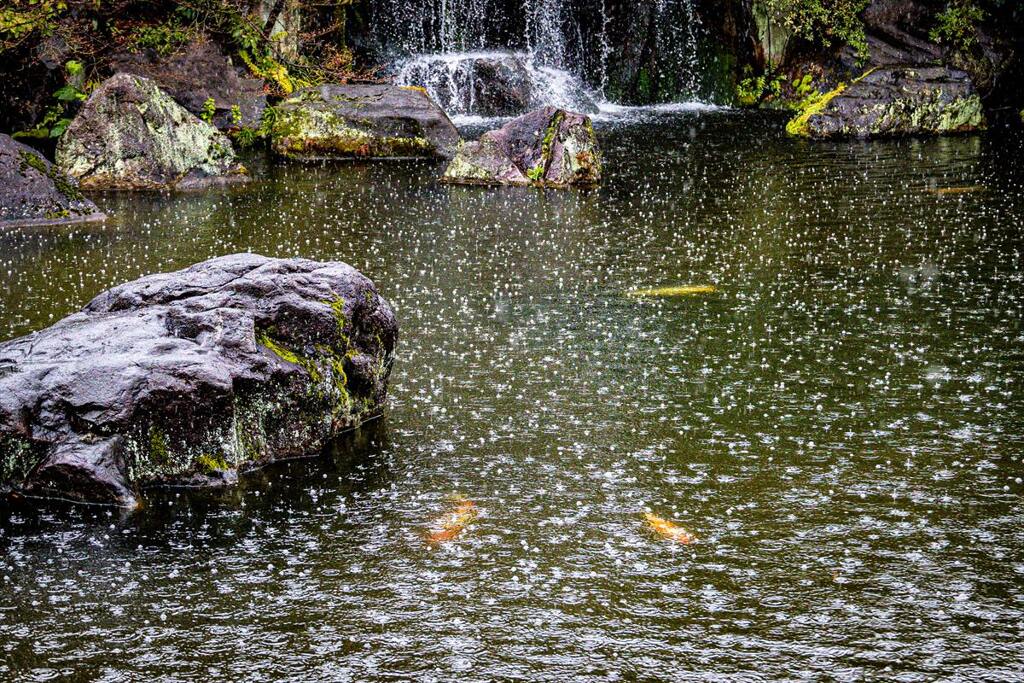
(195, 453), (230, 474)
(786, 68), (878, 137)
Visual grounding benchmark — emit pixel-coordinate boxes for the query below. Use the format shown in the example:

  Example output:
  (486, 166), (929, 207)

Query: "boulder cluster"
(1, 44), (604, 231)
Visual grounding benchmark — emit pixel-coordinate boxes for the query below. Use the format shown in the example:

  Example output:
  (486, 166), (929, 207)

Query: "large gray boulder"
(0, 133), (104, 228)
(271, 84), (461, 160)
(108, 39), (267, 130)
(787, 66), (986, 139)
(443, 107), (602, 188)
(55, 73), (249, 190)
(0, 254), (398, 507)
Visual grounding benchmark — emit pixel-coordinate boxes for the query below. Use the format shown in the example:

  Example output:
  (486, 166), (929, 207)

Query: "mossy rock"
(0, 254), (398, 506)
(271, 84), (460, 161)
(786, 66), (986, 139)
(0, 133), (105, 228)
(55, 73), (249, 190)
(444, 107), (602, 188)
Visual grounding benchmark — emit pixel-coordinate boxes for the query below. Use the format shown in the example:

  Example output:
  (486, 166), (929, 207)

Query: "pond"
(2, 111), (1023, 680)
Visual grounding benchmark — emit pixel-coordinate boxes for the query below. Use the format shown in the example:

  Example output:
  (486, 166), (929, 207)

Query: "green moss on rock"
(785, 66), (986, 139)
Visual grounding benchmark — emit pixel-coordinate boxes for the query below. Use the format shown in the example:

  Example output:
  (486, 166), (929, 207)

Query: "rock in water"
(0, 254), (398, 506)
(0, 134), (104, 228)
(271, 84), (461, 160)
(55, 73), (249, 190)
(443, 107), (601, 188)
(787, 66), (986, 139)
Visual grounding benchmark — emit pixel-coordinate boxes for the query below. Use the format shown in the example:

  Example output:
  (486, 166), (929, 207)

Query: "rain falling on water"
(1, 112), (1023, 680)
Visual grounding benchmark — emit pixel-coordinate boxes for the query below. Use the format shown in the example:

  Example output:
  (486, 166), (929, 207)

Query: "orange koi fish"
(644, 512), (697, 545)
(427, 498), (478, 544)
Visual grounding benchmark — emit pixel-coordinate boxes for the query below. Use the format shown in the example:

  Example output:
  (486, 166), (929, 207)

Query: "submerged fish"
(427, 498), (478, 544)
(930, 185), (986, 195)
(627, 284), (716, 298)
(644, 512), (697, 544)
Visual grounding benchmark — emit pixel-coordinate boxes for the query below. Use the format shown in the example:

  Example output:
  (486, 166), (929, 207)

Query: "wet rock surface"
(55, 73), (249, 190)
(271, 84), (461, 160)
(444, 106), (601, 187)
(0, 133), (105, 228)
(787, 66), (986, 139)
(108, 39), (267, 130)
(0, 254), (398, 506)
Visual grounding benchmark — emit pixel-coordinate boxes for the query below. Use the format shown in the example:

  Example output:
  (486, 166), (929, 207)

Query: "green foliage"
(13, 59), (88, 140)
(200, 97), (217, 123)
(0, 0), (67, 51)
(793, 74), (815, 98)
(231, 105), (276, 149)
(736, 66), (784, 107)
(762, 0), (870, 59)
(238, 47), (305, 95)
(930, 1), (986, 50)
(230, 104), (242, 126)
(4, 0), (364, 137)
(131, 17), (196, 56)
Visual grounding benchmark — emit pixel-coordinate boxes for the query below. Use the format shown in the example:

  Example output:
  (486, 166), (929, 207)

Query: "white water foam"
(397, 50), (722, 126)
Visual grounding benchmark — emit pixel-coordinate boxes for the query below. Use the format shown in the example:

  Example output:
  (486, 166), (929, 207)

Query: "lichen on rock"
(55, 73), (249, 190)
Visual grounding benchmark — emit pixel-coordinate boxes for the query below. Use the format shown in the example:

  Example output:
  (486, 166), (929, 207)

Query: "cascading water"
(396, 52), (599, 120)
(372, 0), (708, 119)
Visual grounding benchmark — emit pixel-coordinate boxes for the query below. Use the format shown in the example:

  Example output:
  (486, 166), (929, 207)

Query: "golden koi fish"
(930, 185), (986, 195)
(627, 285), (716, 298)
(427, 498), (478, 544)
(644, 512), (697, 544)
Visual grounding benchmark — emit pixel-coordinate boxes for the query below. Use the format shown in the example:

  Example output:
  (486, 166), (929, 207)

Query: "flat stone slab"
(271, 84), (461, 160)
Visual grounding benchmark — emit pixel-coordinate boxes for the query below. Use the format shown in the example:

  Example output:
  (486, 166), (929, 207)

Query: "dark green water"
(2, 111), (1023, 681)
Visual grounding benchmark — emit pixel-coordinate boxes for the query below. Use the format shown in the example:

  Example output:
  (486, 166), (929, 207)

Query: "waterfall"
(372, 0), (707, 117)
(656, 0), (703, 97)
